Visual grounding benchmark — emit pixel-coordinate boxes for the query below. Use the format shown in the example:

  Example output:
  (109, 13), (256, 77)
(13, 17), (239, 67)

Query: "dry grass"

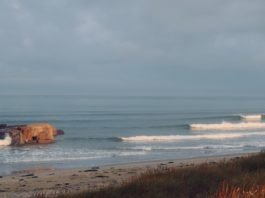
(213, 183), (265, 198)
(31, 152), (265, 198)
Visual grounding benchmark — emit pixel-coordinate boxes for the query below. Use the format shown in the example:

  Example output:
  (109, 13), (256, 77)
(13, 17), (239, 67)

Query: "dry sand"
(0, 153), (255, 198)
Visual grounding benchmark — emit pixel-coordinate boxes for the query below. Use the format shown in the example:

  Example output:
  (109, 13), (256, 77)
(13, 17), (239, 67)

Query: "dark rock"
(57, 129), (65, 135)
(0, 132), (5, 139)
(95, 175), (108, 178)
(21, 173), (34, 177)
(84, 169), (98, 172)
(0, 124), (7, 129)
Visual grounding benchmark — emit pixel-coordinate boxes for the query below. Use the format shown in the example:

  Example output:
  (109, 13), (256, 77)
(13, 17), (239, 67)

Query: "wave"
(239, 114), (263, 121)
(63, 137), (121, 142)
(1, 150), (147, 164)
(120, 144), (262, 151)
(190, 122), (265, 131)
(120, 132), (265, 142)
(0, 134), (11, 146)
(121, 145), (245, 151)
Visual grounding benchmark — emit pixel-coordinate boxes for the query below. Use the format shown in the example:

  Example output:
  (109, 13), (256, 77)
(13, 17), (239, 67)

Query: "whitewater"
(190, 121), (265, 131)
(239, 114), (263, 121)
(121, 131), (265, 142)
(0, 134), (11, 146)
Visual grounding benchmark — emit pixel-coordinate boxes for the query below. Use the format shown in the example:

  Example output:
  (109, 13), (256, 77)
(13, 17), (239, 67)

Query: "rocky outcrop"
(0, 123), (64, 146)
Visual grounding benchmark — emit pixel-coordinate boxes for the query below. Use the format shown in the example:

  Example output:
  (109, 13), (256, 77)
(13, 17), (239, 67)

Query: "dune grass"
(32, 152), (265, 198)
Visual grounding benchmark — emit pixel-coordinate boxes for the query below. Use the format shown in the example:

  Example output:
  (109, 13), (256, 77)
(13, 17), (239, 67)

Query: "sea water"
(0, 95), (265, 174)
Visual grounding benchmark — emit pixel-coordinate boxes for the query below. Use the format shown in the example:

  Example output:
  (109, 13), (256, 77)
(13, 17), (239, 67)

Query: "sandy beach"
(0, 153), (255, 198)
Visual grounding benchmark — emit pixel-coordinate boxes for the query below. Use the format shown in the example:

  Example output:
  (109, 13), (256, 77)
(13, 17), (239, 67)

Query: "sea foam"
(190, 122), (265, 131)
(239, 114), (263, 121)
(120, 131), (265, 142)
(0, 134), (11, 146)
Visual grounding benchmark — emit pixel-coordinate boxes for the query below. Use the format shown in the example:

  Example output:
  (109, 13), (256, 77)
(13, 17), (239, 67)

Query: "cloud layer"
(1, 0), (265, 95)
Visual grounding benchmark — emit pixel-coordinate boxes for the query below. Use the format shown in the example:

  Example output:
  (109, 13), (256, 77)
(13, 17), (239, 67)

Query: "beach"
(0, 153), (254, 198)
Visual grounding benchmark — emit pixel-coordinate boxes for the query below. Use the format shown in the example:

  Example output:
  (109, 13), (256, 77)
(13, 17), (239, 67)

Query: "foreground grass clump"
(213, 183), (265, 198)
(32, 152), (265, 198)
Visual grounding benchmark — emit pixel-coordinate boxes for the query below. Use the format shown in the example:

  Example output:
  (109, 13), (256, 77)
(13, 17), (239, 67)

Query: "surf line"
(120, 132), (265, 142)
(190, 121), (265, 131)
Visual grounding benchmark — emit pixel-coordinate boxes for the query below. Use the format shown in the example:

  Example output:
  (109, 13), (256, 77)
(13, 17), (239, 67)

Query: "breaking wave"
(239, 114), (263, 121)
(64, 137), (121, 142)
(1, 150), (147, 164)
(0, 134), (11, 146)
(121, 144), (263, 151)
(123, 145), (236, 151)
(120, 131), (265, 142)
(190, 122), (265, 131)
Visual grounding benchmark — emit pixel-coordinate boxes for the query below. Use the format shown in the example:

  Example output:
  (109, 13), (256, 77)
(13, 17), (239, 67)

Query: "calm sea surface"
(1, 95), (265, 174)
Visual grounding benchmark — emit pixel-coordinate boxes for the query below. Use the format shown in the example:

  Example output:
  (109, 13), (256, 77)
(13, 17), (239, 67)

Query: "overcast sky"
(0, 0), (265, 96)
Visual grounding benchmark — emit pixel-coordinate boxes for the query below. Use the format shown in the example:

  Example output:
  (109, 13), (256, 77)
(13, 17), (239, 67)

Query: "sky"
(0, 0), (265, 96)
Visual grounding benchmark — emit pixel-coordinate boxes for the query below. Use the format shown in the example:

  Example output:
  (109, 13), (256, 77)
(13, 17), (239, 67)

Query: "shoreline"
(0, 152), (258, 198)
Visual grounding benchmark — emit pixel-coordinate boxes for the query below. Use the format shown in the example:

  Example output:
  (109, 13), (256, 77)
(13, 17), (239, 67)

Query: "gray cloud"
(0, 0), (265, 95)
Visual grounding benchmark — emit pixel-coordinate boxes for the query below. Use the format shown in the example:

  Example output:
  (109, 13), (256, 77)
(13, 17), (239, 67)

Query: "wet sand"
(0, 153), (255, 198)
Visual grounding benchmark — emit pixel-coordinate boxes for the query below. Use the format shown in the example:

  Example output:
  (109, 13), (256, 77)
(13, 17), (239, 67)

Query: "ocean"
(0, 95), (265, 174)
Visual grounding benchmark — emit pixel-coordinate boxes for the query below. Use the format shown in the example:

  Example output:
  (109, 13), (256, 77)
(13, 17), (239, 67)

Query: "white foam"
(190, 121), (265, 131)
(0, 134), (11, 146)
(131, 145), (245, 151)
(129, 146), (153, 151)
(1, 150), (147, 164)
(121, 132), (265, 142)
(239, 114), (263, 121)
